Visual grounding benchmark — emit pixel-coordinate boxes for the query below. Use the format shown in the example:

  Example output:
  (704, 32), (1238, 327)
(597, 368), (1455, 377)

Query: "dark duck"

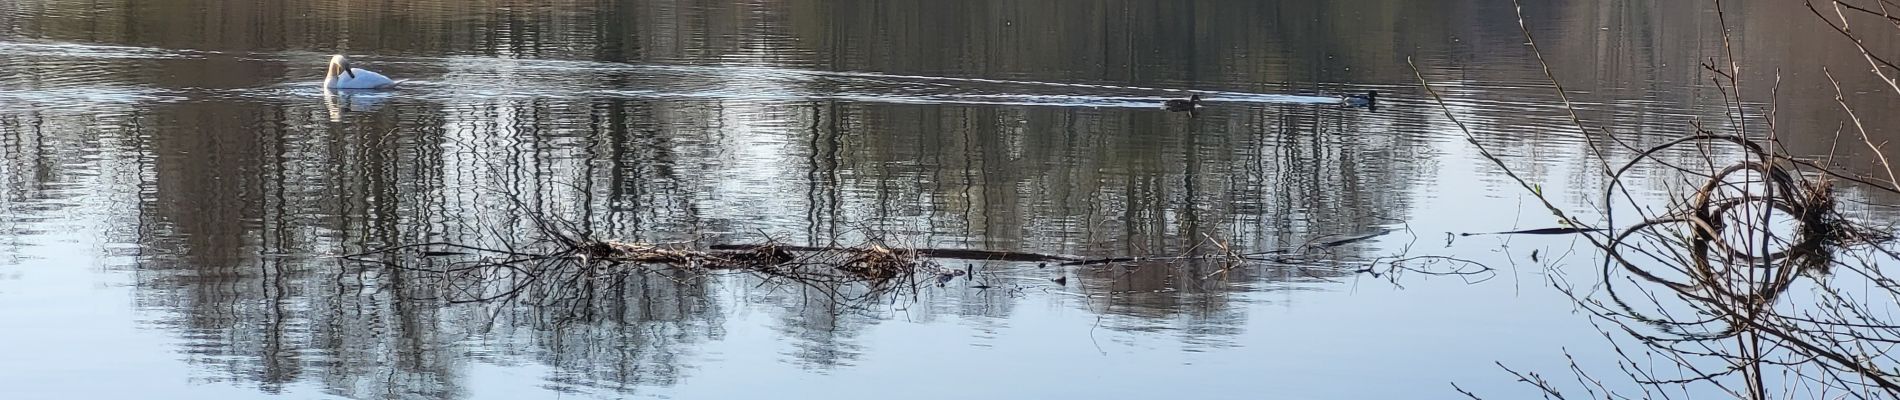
(1342, 91), (1378, 110)
(1163, 94), (1201, 115)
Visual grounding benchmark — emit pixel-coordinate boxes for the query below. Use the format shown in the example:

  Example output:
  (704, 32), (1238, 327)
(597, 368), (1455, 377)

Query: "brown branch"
(1823, 67), (1900, 192)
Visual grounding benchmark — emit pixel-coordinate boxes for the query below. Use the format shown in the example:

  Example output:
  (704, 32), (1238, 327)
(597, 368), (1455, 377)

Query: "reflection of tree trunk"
(262, 114), (299, 390)
(262, 257), (296, 391)
(802, 102), (844, 244)
(607, 100), (633, 236)
(1183, 122), (1202, 246)
(964, 109), (984, 245)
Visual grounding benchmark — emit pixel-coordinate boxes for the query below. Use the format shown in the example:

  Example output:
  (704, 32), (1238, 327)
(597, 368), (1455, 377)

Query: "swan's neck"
(324, 62), (340, 87)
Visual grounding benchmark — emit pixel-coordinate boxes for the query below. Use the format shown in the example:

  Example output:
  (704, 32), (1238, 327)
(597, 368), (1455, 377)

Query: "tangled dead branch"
(1421, 1), (1900, 398)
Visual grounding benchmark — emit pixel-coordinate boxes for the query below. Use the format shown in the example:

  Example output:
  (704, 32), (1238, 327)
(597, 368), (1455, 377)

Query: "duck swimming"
(1342, 91), (1377, 110)
(1163, 94), (1200, 115)
(323, 55), (402, 90)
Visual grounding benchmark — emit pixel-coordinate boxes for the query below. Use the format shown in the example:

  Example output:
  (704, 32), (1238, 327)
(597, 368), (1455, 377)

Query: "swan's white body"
(323, 55), (401, 89)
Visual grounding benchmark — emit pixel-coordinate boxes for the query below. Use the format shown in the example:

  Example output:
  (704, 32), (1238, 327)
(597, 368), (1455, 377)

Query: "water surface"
(4, 1), (1900, 399)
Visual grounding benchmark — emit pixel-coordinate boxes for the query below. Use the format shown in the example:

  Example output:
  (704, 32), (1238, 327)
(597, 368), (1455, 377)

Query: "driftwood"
(712, 243), (1160, 266)
(709, 244), (1082, 263)
(710, 243), (1313, 267)
(1457, 227), (1605, 237)
(342, 188), (1471, 317)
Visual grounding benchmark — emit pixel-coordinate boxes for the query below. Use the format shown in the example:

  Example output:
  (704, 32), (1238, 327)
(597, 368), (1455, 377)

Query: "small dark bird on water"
(1163, 94), (1201, 116)
(1342, 90), (1378, 110)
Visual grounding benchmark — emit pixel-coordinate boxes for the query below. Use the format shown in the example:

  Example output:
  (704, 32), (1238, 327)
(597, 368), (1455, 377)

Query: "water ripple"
(0, 40), (1357, 110)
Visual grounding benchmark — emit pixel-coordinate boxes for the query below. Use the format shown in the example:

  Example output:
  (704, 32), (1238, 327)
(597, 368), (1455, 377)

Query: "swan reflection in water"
(322, 88), (392, 121)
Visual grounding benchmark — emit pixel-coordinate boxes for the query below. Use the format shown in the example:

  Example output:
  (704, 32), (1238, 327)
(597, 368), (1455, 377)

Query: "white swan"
(323, 55), (401, 89)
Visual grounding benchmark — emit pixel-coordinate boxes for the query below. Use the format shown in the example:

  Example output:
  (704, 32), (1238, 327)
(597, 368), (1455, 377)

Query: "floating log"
(711, 244), (1082, 263)
(1459, 227), (1606, 237)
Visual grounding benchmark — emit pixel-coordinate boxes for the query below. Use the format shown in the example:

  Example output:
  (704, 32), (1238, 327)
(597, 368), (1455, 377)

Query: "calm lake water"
(4, 0), (1900, 399)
